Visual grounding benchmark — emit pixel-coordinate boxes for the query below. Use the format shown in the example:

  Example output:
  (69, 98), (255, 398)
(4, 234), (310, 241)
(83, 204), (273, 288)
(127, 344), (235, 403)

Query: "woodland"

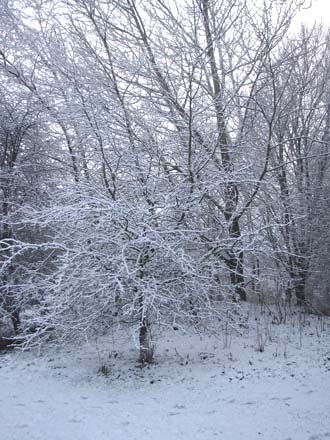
(1, 0), (330, 364)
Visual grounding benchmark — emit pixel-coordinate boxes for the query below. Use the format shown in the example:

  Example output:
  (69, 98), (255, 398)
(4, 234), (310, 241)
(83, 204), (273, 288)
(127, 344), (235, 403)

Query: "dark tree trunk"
(139, 317), (153, 364)
(228, 251), (246, 301)
(227, 217), (246, 301)
(294, 271), (307, 306)
(11, 310), (21, 335)
(288, 254), (308, 306)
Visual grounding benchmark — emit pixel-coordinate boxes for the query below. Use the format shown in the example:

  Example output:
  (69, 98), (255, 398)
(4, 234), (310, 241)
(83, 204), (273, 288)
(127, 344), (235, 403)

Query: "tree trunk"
(228, 217), (246, 301)
(293, 268), (307, 306)
(139, 317), (153, 364)
(11, 310), (21, 335)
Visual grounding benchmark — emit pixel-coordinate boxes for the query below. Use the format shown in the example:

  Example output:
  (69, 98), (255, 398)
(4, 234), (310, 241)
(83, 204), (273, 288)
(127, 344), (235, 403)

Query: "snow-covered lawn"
(1, 306), (330, 440)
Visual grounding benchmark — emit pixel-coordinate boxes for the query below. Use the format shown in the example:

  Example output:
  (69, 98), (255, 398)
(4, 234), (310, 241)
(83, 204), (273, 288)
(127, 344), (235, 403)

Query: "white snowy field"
(1, 306), (330, 440)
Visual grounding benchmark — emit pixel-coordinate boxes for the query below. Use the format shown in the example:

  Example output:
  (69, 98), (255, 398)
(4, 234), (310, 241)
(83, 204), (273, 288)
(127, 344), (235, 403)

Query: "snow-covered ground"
(1, 305), (330, 440)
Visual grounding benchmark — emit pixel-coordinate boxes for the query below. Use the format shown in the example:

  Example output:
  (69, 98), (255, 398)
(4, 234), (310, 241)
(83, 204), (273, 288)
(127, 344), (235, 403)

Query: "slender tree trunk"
(228, 251), (246, 301)
(202, 0), (246, 300)
(136, 248), (154, 364)
(11, 309), (21, 335)
(293, 258), (307, 306)
(227, 217), (246, 301)
(139, 316), (153, 364)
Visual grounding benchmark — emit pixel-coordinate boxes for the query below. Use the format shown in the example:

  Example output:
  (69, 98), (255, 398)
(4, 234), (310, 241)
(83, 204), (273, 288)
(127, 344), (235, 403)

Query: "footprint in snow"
(15, 424), (29, 429)
(68, 418), (82, 423)
(174, 404), (186, 409)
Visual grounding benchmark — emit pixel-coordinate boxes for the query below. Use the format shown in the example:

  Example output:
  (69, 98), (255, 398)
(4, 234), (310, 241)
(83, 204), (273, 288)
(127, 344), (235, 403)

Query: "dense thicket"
(0, 0), (329, 360)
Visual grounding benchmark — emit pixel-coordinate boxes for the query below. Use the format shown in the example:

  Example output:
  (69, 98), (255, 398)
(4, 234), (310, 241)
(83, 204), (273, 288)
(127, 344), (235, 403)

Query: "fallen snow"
(1, 306), (330, 440)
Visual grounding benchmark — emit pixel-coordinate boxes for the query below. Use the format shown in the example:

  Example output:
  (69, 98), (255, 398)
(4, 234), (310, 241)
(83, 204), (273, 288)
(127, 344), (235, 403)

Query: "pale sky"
(293, 0), (330, 28)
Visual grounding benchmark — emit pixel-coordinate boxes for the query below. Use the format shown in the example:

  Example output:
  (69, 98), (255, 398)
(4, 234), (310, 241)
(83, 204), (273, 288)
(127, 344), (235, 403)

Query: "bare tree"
(262, 26), (330, 306)
(0, 84), (46, 336)
(2, 0), (328, 360)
